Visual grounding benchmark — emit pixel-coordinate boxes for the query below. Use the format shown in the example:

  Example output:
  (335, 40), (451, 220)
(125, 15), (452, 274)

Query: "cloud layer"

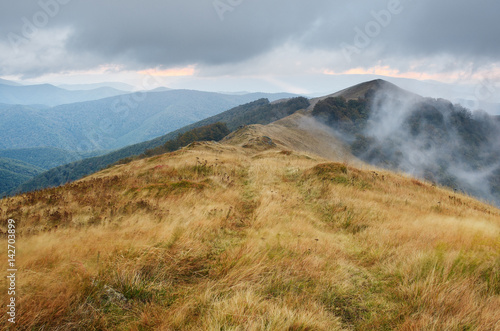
(1, 0), (500, 80)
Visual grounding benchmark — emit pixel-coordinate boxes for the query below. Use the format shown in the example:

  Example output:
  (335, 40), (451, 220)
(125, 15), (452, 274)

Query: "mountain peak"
(331, 79), (414, 99)
(307, 79), (418, 111)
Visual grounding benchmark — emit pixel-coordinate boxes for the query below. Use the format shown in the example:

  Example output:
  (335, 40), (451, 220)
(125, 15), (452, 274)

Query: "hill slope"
(222, 113), (355, 162)
(0, 79), (21, 86)
(307, 79), (417, 110)
(0, 138), (498, 330)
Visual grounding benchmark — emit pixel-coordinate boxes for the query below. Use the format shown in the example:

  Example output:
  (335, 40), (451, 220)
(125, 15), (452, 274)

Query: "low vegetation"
(1, 140), (498, 330)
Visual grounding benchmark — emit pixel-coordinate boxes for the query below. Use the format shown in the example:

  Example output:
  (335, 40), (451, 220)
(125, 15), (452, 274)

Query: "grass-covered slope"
(14, 97), (309, 195)
(1, 140), (498, 330)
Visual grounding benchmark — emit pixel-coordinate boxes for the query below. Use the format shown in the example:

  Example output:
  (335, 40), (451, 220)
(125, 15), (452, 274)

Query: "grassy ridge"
(1, 142), (498, 330)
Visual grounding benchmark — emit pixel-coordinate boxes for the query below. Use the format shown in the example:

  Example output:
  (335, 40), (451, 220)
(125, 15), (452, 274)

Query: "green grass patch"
(144, 180), (209, 196)
(318, 202), (369, 234)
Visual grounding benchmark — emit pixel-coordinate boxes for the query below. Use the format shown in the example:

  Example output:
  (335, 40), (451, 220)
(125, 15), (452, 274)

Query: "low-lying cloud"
(358, 87), (500, 206)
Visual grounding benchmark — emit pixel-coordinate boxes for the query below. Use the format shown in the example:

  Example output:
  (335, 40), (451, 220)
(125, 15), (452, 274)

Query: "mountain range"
(0, 78), (21, 86)
(57, 82), (136, 91)
(0, 89), (296, 152)
(5, 80), (499, 209)
(0, 89), (297, 195)
(12, 97), (310, 195)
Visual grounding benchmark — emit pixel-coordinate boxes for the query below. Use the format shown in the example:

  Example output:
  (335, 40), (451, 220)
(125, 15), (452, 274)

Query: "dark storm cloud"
(1, 0), (500, 76)
(61, 0), (330, 66)
(295, 0), (500, 69)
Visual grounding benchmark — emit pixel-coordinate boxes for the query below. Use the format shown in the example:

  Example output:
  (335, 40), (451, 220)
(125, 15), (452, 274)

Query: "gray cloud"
(1, 0), (500, 77)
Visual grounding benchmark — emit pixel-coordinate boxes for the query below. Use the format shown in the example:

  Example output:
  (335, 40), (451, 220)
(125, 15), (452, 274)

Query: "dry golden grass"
(0, 140), (499, 330)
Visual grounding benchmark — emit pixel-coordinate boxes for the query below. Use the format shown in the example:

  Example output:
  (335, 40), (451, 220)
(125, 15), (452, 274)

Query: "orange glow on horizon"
(138, 66), (196, 77)
(323, 65), (500, 84)
(323, 66), (446, 81)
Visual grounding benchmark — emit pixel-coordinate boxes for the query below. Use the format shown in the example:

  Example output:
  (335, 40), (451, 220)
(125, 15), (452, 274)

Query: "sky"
(1, 0), (500, 99)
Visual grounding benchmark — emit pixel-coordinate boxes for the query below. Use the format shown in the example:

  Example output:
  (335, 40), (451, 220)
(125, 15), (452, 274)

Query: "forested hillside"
(0, 148), (105, 170)
(0, 148), (107, 196)
(0, 158), (44, 195)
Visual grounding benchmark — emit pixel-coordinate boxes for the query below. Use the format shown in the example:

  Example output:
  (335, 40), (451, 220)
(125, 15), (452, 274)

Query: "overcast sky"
(1, 0), (500, 95)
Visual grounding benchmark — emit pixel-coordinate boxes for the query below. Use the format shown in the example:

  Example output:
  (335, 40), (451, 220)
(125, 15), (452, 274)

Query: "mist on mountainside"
(311, 81), (500, 206)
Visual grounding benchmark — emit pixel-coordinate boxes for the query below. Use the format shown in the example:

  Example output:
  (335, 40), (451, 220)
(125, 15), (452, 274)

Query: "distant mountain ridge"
(0, 83), (128, 106)
(57, 82), (135, 91)
(0, 78), (21, 86)
(12, 97), (309, 195)
(0, 90), (297, 151)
